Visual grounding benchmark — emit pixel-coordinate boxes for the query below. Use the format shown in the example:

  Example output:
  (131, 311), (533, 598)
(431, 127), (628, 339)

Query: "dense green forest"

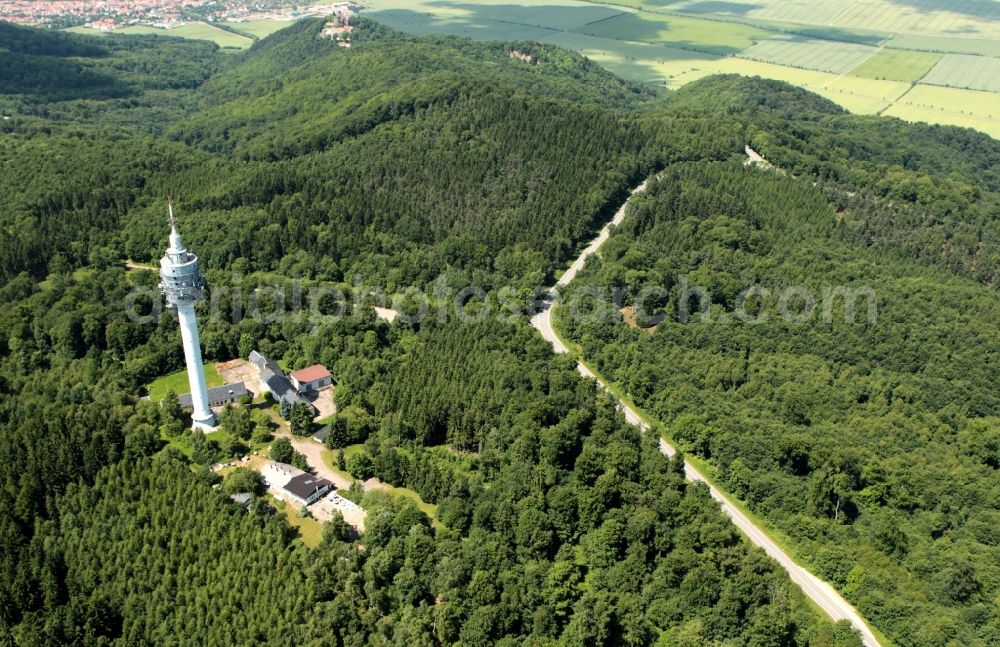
(557, 161), (1000, 646)
(2, 14), (1000, 647)
(9, 308), (870, 646)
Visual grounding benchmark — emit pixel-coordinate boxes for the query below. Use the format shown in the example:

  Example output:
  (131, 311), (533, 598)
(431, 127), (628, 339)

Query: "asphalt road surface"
(529, 177), (881, 647)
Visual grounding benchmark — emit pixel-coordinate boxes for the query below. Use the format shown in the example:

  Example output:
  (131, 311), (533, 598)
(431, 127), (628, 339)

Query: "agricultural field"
(543, 30), (720, 81)
(888, 34), (1000, 57)
(891, 84), (1000, 120)
(150, 22), (253, 48)
(64, 0), (995, 137)
(575, 11), (772, 55)
(472, 2), (625, 30)
(920, 53), (1000, 93)
(738, 35), (877, 74)
(815, 75), (913, 113)
(885, 101), (1000, 140)
(63, 21), (254, 48)
(848, 48), (941, 82)
(363, 8), (558, 42)
(663, 0), (1000, 40)
(223, 19), (296, 39)
(363, 0), (625, 31)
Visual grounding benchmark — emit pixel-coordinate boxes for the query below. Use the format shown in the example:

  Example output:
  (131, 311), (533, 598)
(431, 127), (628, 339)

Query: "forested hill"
(668, 76), (1000, 288)
(0, 18), (726, 291)
(0, 21), (218, 108)
(558, 161), (1000, 645)
(3, 14), (1000, 647)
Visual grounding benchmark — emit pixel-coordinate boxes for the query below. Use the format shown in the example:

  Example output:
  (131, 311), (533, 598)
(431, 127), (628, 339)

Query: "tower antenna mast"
(158, 200), (216, 430)
(167, 196), (176, 229)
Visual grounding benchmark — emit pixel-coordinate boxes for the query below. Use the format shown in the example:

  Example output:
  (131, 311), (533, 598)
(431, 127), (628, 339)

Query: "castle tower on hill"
(159, 201), (216, 430)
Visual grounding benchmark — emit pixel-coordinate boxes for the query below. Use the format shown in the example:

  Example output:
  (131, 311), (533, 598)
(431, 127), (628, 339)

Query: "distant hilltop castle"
(319, 4), (353, 46)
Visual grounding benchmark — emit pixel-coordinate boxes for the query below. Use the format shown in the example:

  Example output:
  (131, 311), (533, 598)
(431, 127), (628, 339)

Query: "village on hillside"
(1, 0), (358, 33)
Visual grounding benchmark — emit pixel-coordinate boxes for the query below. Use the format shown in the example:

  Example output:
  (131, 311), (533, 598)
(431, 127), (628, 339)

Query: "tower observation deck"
(159, 201), (216, 429)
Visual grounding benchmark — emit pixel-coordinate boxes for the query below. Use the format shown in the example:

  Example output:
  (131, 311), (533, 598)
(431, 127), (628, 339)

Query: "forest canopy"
(2, 14), (1000, 647)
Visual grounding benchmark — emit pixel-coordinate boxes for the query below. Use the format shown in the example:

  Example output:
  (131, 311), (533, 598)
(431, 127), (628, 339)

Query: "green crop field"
(739, 35), (877, 74)
(110, 22), (253, 48)
(113, 25), (165, 36)
(848, 48), (941, 82)
(363, 0), (624, 31)
(476, 3), (625, 30)
(920, 53), (1000, 93)
(575, 11), (772, 55)
(363, 9), (558, 42)
(663, 0), (1000, 40)
(224, 20), (296, 39)
(888, 34), (1000, 57)
(543, 30), (720, 81)
(63, 26), (101, 35)
(166, 22), (254, 48)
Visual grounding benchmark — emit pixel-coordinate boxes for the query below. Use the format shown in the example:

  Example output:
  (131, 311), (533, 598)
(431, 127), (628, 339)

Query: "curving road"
(529, 178), (881, 647)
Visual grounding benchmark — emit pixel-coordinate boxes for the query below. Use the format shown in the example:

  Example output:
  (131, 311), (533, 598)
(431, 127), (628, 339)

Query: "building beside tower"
(159, 201), (216, 430)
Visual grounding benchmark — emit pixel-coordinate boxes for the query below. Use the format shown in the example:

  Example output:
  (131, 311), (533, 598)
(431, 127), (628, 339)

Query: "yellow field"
(882, 85), (1000, 136)
(658, 56), (919, 115)
(663, 68), (715, 89)
(884, 103), (1000, 139)
(897, 84), (1000, 120)
(710, 57), (835, 86)
(825, 75), (911, 101)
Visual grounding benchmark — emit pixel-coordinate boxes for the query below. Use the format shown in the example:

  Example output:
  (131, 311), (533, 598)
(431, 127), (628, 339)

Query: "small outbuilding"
(312, 425), (330, 444)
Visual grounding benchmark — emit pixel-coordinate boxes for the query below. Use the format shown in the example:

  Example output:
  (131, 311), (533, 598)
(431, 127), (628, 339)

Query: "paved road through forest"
(529, 177), (881, 647)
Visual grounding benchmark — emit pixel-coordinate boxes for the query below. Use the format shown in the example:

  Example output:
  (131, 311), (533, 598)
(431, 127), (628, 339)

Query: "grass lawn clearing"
(147, 362), (223, 402)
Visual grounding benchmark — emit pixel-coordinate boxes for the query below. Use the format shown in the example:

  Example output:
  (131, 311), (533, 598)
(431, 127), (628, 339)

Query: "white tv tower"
(159, 200), (216, 429)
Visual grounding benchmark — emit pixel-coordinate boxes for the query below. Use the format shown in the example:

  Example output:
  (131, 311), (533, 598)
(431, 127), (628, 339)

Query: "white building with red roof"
(289, 364), (332, 393)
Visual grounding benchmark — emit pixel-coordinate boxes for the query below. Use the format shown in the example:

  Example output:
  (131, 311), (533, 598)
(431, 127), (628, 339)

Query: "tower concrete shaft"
(159, 202), (216, 429)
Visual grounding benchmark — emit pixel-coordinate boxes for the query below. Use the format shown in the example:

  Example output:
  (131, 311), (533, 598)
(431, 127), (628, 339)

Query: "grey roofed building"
(249, 350), (282, 376)
(250, 350), (317, 415)
(312, 425), (330, 443)
(229, 492), (252, 508)
(178, 381), (247, 408)
(283, 473), (333, 505)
